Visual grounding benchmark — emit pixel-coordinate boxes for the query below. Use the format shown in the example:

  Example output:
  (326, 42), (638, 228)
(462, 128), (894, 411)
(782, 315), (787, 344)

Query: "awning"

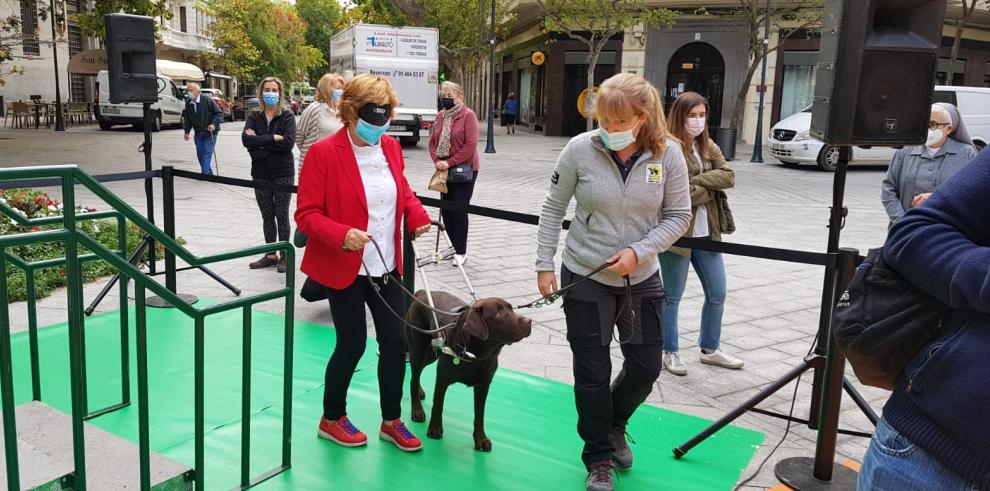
(156, 59), (204, 81)
(66, 49), (107, 75)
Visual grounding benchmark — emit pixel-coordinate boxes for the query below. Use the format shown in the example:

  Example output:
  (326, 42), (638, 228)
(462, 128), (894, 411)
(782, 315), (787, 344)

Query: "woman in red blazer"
(295, 74), (431, 452)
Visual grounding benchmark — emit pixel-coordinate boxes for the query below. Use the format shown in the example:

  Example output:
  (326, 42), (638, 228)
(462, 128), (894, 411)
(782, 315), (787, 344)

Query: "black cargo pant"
(561, 266), (665, 468)
(440, 170), (478, 255)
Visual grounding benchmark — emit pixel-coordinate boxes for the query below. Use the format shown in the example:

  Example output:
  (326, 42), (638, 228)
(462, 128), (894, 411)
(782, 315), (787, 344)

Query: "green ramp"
(9, 302), (764, 490)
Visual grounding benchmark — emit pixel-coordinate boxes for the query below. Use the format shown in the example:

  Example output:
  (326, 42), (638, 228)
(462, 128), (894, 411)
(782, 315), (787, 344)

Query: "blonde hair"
(255, 76), (286, 111)
(315, 73), (344, 104)
(337, 74), (399, 127)
(593, 73), (673, 158)
(440, 81), (463, 99)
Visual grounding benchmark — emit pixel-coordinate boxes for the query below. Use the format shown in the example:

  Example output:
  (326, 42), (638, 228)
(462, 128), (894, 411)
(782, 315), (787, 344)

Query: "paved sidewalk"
(0, 121), (895, 489)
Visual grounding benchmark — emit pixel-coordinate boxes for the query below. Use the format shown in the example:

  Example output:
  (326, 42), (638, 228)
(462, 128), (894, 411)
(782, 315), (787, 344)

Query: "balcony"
(161, 27), (216, 53)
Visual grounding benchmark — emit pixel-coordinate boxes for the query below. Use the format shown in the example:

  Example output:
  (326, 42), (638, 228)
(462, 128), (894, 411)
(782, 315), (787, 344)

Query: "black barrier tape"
(166, 168), (839, 267)
(0, 169), (161, 190)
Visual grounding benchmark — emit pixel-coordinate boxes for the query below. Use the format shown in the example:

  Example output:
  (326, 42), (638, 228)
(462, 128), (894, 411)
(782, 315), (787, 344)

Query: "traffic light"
(439, 71), (448, 83)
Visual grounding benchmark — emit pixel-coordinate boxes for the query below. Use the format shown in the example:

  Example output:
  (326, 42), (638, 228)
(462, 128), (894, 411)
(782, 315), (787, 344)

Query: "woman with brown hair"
(660, 91), (743, 377)
(536, 73), (691, 491)
(295, 74), (432, 452)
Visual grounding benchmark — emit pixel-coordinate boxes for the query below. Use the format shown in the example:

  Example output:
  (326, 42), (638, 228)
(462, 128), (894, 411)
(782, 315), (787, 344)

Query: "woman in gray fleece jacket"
(535, 73), (691, 491)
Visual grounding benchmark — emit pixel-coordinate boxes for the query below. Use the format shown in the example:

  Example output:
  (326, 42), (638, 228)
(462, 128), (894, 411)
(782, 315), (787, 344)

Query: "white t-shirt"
(692, 143), (710, 238)
(348, 131), (397, 276)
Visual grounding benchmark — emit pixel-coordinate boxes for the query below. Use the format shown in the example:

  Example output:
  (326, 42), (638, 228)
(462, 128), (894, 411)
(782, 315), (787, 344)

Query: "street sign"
(577, 87), (599, 118)
(531, 51), (546, 66)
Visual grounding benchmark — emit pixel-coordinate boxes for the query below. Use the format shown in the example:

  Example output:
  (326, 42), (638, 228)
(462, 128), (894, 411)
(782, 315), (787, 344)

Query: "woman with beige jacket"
(660, 91), (743, 376)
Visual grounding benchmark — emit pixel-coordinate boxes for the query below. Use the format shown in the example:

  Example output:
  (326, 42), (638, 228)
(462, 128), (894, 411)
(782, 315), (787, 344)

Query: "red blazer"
(295, 129), (431, 290)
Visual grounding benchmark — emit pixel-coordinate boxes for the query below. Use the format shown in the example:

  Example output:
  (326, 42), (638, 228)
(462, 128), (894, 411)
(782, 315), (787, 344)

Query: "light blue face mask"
(355, 117), (389, 145)
(262, 92), (280, 107)
(332, 89), (343, 102)
(598, 126), (637, 151)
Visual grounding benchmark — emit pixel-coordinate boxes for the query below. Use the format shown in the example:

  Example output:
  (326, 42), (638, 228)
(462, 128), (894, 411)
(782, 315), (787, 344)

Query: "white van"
(768, 85), (990, 171)
(96, 70), (185, 132)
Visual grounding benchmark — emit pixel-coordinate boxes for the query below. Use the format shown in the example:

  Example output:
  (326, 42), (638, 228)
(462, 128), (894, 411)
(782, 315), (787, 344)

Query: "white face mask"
(926, 128), (946, 148)
(598, 126), (637, 151)
(685, 117), (706, 138)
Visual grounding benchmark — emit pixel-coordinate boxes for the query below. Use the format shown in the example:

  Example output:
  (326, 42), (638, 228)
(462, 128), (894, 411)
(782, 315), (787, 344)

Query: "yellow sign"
(531, 51), (546, 66)
(577, 87), (600, 118)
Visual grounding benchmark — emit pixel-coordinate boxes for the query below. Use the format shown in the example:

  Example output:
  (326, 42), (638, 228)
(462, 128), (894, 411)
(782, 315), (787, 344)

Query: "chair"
(9, 102), (32, 128)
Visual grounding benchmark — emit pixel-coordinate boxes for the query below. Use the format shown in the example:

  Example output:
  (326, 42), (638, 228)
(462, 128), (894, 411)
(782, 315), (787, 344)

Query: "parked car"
(200, 88), (234, 122)
(232, 97), (259, 121)
(768, 85), (990, 171)
(290, 98), (301, 116)
(96, 70), (184, 132)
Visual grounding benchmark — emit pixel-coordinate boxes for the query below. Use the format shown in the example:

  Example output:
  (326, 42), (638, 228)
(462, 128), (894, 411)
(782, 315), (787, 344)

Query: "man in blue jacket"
(858, 148), (990, 489)
(182, 82), (223, 175)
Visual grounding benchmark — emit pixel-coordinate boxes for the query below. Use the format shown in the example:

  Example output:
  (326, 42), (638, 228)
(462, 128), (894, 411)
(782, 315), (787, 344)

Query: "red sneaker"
(379, 419), (422, 452)
(317, 416), (367, 447)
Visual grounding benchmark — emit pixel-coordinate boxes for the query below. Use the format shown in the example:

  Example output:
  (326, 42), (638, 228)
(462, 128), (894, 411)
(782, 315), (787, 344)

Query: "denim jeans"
(859, 418), (979, 490)
(659, 250), (726, 352)
(193, 131), (215, 175)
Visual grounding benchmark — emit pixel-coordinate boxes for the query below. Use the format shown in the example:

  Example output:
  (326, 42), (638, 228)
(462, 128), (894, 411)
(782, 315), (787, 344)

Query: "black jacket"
(182, 94), (223, 134)
(242, 109), (296, 179)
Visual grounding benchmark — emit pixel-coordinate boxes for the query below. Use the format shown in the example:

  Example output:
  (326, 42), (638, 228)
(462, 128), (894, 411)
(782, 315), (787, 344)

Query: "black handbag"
(446, 163), (474, 183)
(832, 247), (947, 390)
(300, 277), (329, 302)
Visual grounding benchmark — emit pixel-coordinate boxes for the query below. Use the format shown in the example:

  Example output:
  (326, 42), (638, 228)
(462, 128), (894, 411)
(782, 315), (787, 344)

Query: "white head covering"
(932, 102), (974, 147)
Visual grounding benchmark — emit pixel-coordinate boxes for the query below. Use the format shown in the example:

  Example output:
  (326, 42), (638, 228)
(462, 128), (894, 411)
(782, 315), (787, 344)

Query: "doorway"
(666, 42), (726, 128)
(563, 51), (617, 136)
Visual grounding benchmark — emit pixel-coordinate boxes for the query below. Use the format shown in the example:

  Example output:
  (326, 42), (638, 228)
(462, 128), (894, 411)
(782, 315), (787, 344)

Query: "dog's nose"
(522, 318), (533, 336)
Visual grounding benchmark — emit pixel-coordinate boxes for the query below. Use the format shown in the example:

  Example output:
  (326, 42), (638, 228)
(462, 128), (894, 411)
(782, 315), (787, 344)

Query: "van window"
(172, 83), (182, 100)
(933, 90), (957, 105)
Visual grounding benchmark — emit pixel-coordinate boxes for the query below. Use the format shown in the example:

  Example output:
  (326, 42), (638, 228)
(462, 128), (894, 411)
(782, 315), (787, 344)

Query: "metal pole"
(750, 0), (771, 163)
(49, 0), (65, 132)
(484, 0), (497, 154)
(142, 103), (157, 275)
(162, 166), (177, 293)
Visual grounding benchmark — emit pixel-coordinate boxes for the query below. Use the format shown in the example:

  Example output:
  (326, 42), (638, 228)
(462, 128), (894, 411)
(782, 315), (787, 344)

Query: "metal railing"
(0, 165), (295, 491)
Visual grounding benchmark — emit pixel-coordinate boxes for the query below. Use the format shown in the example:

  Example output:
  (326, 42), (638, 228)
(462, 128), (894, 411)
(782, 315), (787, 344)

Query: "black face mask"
(440, 98), (456, 110)
(358, 104), (391, 126)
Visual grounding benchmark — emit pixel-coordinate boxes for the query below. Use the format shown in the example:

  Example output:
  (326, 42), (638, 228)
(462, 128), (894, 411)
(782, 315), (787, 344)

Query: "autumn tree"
(537, 0), (678, 130)
(295, 0), (342, 82)
(73, 0), (169, 39)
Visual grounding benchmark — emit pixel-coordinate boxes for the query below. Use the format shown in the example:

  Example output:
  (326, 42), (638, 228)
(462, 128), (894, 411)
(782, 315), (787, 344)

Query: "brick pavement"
(0, 120), (896, 489)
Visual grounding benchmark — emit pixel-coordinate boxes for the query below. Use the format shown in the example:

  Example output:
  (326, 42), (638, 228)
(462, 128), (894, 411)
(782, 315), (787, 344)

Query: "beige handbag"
(428, 169), (448, 194)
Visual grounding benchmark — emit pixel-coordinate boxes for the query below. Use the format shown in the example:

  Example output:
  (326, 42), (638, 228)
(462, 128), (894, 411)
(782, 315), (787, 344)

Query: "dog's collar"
(440, 307), (478, 364)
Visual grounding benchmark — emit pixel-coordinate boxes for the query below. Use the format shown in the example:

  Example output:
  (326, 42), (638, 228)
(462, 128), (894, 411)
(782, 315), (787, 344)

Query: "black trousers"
(254, 176), (293, 246)
(323, 273), (407, 421)
(440, 170), (478, 255)
(561, 266), (665, 468)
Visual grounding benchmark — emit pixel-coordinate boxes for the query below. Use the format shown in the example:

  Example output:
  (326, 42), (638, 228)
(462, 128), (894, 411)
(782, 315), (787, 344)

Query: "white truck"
(330, 24), (439, 146)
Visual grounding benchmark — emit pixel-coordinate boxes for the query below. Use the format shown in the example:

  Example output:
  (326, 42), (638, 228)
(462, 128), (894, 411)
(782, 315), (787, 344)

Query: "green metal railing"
(0, 165), (295, 491)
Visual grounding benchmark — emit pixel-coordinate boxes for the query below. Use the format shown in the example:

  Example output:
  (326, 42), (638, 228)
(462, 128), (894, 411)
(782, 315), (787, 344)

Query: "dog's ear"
(463, 305), (490, 341)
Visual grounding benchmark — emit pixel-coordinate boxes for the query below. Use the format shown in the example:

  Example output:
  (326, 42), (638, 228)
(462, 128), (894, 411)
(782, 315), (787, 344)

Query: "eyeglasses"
(928, 121), (951, 130)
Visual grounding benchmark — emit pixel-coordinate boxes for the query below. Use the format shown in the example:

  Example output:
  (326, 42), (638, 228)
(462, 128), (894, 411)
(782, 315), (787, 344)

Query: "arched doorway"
(666, 43), (726, 128)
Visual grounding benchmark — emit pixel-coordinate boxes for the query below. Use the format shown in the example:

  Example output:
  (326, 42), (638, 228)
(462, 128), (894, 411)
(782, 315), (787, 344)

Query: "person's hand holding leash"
(343, 228), (372, 251)
(606, 247), (638, 276)
(435, 160), (449, 170)
(537, 271), (558, 297)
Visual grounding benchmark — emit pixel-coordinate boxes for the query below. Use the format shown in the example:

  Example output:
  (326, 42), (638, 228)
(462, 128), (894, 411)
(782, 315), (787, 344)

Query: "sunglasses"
(928, 121), (951, 130)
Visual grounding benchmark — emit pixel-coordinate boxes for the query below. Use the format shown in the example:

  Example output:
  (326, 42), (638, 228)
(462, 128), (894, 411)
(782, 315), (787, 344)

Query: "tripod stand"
(672, 147), (875, 489)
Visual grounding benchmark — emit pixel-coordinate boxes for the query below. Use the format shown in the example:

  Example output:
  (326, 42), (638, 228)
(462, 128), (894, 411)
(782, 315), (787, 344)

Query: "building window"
(179, 6), (187, 33)
(67, 24), (82, 56)
(935, 57), (965, 86)
(65, 0), (79, 13)
(20, 0), (40, 56)
(779, 51), (818, 120)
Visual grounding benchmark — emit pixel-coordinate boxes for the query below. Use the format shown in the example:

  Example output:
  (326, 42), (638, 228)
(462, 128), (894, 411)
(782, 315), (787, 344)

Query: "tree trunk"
(731, 57), (762, 132)
(948, 19), (965, 85)
(585, 40), (604, 132)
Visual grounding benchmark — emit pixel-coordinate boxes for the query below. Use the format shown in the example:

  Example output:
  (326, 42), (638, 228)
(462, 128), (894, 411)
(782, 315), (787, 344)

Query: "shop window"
(779, 51), (818, 120)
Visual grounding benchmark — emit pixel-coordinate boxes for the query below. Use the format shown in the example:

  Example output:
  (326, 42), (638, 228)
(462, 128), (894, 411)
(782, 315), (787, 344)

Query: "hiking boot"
(277, 255), (287, 273)
(317, 416), (367, 447)
(609, 427), (634, 470)
(586, 460), (615, 491)
(663, 351), (688, 376)
(700, 349), (745, 370)
(249, 254), (278, 269)
(380, 419), (422, 452)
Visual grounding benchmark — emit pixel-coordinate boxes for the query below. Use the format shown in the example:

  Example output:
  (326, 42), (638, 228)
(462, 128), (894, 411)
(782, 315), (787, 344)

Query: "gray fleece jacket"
(536, 130), (692, 287)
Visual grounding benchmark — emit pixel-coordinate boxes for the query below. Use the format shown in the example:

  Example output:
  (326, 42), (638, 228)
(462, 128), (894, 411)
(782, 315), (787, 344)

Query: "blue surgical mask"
(332, 89), (343, 102)
(355, 117), (389, 145)
(262, 92), (280, 107)
(598, 126), (637, 151)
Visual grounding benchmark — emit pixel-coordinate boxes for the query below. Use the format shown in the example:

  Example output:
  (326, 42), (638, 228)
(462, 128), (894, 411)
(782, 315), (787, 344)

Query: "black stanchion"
(141, 103), (157, 276)
(147, 166), (201, 308)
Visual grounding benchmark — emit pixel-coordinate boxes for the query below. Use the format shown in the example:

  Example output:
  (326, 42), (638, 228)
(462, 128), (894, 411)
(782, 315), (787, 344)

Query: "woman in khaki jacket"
(659, 92), (743, 376)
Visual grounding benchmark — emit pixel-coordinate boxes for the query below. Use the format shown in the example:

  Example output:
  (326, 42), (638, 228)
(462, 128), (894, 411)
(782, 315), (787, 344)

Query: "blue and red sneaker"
(317, 416), (367, 447)
(379, 419), (423, 452)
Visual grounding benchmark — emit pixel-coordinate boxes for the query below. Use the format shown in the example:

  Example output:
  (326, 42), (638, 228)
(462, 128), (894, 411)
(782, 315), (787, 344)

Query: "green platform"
(8, 303), (763, 490)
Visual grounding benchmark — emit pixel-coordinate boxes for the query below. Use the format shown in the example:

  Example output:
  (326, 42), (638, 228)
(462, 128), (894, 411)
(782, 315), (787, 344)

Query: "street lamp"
(484, 0), (496, 154)
(751, 0), (772, 163)
(48, 0), (65, 131)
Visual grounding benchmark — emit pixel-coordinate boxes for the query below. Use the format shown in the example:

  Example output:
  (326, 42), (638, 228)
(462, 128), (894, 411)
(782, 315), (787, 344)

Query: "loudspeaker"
(104, 14), (158, 104)
(811, 0), (948, 146)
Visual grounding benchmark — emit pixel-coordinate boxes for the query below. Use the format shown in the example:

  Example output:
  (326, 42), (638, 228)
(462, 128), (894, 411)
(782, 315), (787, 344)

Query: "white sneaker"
(451, 254), (467, 267)
(699, 349), (745, 370)
(663, 352), (687, 376)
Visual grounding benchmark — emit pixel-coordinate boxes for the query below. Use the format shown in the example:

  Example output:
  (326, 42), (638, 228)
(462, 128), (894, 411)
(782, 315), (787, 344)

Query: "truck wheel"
(99, 121), (112, 131)
(400, 136), (419, 147)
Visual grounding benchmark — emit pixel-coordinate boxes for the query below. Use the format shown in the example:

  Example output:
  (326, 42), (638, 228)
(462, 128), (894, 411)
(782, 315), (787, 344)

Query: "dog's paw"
(427, 425), (444, 440)
(474, 437), (493, 452)
(418, 387), (426, 400)
(411, 407), (426, 423)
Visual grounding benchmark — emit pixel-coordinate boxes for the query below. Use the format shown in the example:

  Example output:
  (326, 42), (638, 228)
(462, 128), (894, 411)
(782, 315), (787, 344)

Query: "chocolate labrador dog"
(407, 290), (533, 452)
